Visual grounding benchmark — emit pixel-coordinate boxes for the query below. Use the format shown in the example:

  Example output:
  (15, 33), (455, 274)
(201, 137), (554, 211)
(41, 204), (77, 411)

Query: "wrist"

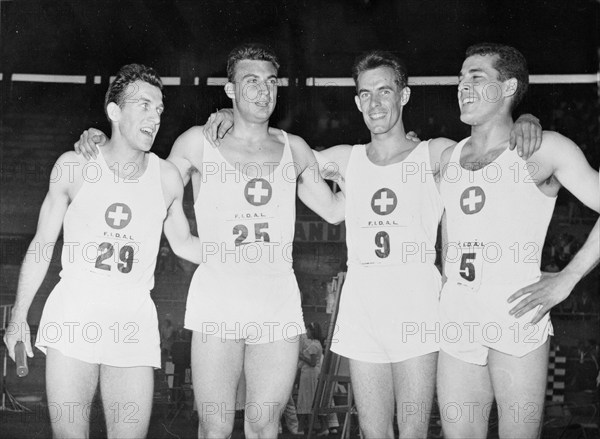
(558, 268), (581, 289)
(10, 307), (28, 321)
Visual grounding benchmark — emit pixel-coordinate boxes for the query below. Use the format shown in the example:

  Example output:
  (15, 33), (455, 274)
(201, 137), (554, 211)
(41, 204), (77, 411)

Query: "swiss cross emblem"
(371, 188), (397, 215)
(244, 178), (272, 206)
(105, 203), (132, 229)
(460, 186), (486, 215)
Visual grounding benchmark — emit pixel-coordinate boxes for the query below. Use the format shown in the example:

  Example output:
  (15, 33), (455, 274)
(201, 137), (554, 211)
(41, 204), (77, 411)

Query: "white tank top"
(345, 141), (444, 267)
(440, 138), (556, 289)
(60, 151), (166, 291)
(194, 131), (297, 279)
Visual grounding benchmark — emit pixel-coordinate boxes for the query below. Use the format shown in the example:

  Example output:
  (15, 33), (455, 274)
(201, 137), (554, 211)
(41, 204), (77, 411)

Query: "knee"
(198, 419), (234, 439)
(244, 412), (280, 438)
(360, 423), (394, 439)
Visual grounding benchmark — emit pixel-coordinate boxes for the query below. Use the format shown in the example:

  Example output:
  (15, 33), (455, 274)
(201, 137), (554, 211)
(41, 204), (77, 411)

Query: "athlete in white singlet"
(72, 44), (345, 438)
(334, 140), (443, 364)
(437, 43), (600, 439)
(201, 50), (543, 439)
(184, 129), (304, 343)
(440, 140), (555, 363)
(4, 64), (202, 439)
(35, 149), (169, 367)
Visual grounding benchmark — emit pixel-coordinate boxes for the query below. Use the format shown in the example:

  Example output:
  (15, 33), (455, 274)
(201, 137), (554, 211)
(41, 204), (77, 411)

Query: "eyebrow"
(138, 95), (164, 110)
(358, 84), (394, 94)
(459, 67), (486, 79)
(240, 73), (278, 81)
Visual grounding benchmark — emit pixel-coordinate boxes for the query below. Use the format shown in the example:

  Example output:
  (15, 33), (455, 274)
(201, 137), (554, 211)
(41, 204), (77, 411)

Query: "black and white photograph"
(1, 1), (598, 438)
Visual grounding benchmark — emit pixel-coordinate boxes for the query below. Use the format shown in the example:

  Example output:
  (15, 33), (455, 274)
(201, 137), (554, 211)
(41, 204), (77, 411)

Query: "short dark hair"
(465, 43), (529, 110)
(104, 64), (163, 121)
(352, 50), (408, 93)
(226, 43), (280, 82)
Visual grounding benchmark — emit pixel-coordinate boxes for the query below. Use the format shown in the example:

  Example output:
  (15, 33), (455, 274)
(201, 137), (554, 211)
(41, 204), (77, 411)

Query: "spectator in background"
(297, 322), (329, 436)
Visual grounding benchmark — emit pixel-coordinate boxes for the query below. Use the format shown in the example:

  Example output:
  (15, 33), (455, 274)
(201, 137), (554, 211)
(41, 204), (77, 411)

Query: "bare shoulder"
(170, 125), (206, 161)
(531, 130), (582, 165)
(273, 128), (309, 149)
(429, 137), (457, 152)
(437, 139), (458, 166)
(429, 137), (457, 169)
(57, 150), (87, 166)
(322, 143), (353, 157)
(158, 158), (184, 203)
(54, 151), (88, 182)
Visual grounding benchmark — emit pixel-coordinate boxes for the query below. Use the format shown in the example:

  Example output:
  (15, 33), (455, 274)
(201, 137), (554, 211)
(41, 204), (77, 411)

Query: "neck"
(469, 113), (514, 153)
(230, 111), (272, 143)
(103, 139), (147, 166)
(368, 122), (414, 159)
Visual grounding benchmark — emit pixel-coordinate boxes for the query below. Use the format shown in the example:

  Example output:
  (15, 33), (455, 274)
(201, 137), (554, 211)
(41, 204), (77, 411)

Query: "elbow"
(323, 210), (345, 225)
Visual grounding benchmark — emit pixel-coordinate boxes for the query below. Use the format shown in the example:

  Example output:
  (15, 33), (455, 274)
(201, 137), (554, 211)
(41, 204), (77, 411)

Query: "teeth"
(141, 128), (152, 135)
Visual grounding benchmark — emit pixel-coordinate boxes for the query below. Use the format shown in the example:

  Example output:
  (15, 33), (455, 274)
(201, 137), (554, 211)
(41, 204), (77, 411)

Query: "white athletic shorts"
(332, 263), (442, 363)
(439, 280), (553, 365)
(35, 278), (160, 368)
(184, 267), (305, 344)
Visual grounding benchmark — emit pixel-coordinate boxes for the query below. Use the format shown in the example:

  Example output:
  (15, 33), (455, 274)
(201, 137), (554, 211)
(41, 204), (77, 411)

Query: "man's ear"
(401, 86), (411, 106)
(504, 78), (518, 98)
(225, 82), (236, 100)
(354, 95), (363, 113)
(106, 102), (121, 122)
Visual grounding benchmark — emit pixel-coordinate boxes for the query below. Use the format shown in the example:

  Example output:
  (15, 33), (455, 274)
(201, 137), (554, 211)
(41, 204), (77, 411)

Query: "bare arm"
(166, 126), (205, 185)
(508, 132), (599, 323)
(3, 153), (76, 360)
(312, 145), (353, 192)
(291, 135), (345, 224)
(161, 161), (203, 264)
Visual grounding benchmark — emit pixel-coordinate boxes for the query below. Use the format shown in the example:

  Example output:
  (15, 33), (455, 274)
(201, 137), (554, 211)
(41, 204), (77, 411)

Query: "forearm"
(560, 218), (600, 283)
(11, 239), (54, 320)
(163, 202), (203, 264)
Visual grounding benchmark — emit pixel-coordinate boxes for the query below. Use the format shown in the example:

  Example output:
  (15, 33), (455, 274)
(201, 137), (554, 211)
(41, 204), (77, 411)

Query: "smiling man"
(200, 49), (543, 438)
(3, 64), (203, 438)
(437, 43), (599, 439)
(72, 44), (345, 438)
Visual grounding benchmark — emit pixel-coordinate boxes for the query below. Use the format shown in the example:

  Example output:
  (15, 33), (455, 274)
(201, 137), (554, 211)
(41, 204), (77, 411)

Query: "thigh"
(191, 331), (245, 437)
(46, 348), (100, 439)
(349, 359), (395, 439)
(437, 350), (494, 439)
(244, 336), (299, 436)
(488, 340), (549, 439)
(392, 352), (437, 439)
(99, 364), (154, 439)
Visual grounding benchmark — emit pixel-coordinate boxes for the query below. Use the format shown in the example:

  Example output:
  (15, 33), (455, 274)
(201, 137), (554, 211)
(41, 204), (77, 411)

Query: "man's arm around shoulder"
(288, 134), (345, 225)
(313, 144), (353, 187)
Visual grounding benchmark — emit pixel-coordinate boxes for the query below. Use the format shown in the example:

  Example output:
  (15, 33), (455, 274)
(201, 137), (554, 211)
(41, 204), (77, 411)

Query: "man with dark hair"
(73, 44), (345, 438)
(202, 48), (543, 438)
(226, 42), (281, 82)
(437, 43), (599, 438)
(4, 63), (203, 438)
